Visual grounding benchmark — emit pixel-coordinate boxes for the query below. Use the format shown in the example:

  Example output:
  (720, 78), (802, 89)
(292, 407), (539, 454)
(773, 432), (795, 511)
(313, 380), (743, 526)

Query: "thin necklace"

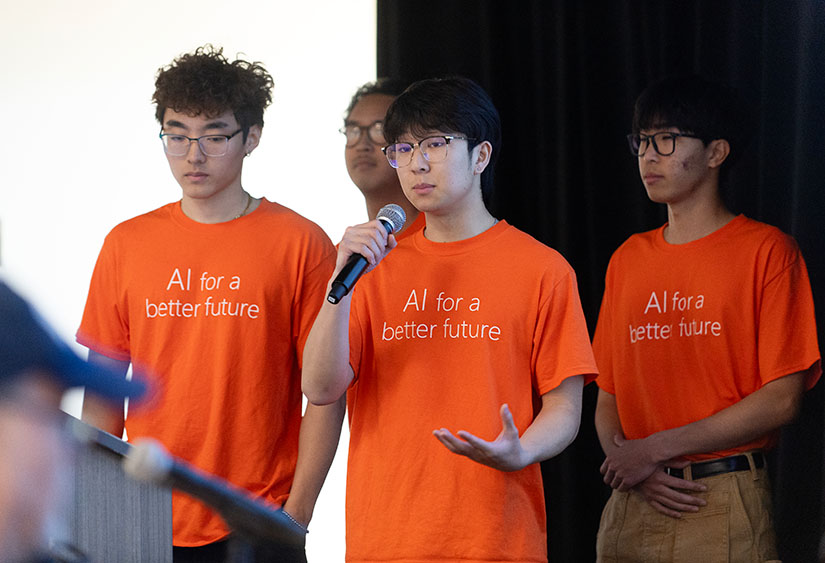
(234, 191), (253, 220)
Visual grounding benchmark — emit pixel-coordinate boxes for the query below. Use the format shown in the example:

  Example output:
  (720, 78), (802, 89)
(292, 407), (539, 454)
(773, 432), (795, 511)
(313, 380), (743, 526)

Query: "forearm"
(594, 388), (624, 455)
(520, 376), (584, 464)
(82, 350), (129, 437)
(648, 370), (807, 462)
(283, 396), (346, 526)
(301, 290), (356, 405)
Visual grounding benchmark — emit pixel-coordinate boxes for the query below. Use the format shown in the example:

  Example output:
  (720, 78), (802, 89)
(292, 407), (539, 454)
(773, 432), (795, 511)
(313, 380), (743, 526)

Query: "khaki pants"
(596, 460), (779, 562)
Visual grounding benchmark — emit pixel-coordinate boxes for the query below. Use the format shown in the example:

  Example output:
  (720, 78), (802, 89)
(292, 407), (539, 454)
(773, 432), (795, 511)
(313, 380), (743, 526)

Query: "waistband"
(665, 451), (765, 480)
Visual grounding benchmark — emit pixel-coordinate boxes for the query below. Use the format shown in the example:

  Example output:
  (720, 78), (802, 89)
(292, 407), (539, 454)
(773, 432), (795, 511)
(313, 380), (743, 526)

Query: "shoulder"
(103, 202), (178, 240)
(254, 199), (330, 240)
(496, 224), (579, 286)
(729, 216), (803, 267)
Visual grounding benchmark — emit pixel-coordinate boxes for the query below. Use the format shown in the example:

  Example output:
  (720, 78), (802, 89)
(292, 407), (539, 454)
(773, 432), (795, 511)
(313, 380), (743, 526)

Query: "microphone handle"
(328, 255), (368, 304)
(327, 217), (393, 304)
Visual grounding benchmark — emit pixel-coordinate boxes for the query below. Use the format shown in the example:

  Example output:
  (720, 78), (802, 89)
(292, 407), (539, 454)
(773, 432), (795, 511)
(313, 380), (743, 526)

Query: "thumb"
(499, 403), (517, 432)
(612, 434), (626, 447)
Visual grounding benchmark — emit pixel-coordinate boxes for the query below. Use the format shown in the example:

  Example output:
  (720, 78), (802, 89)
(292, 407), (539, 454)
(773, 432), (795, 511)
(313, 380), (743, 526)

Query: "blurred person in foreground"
(0, 280), (145, 563)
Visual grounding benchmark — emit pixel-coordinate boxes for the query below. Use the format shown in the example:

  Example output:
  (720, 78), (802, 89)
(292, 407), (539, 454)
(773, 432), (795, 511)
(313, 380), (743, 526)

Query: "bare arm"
(302, 220), (397, 404)
(82, 350), (130, 437)
(600, 370), (808, 491)
(282, 396), (346, 527)
(433, 375), (584, 471)
(595, 388), (707, 518)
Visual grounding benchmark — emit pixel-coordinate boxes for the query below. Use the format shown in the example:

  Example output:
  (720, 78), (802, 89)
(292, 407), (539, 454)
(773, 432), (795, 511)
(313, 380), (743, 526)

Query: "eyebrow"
(163, 119), (233, 131)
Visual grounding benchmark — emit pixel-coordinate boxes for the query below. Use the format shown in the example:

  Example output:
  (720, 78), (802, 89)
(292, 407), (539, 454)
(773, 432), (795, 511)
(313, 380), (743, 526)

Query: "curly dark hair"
(153, 45), (274, 136)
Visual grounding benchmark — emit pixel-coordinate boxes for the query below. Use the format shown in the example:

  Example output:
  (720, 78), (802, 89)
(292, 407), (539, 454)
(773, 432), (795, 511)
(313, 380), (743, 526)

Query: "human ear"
(707, 139), (730, 169)
(473, 141), (493, 175)
(244, 125), (263, 156)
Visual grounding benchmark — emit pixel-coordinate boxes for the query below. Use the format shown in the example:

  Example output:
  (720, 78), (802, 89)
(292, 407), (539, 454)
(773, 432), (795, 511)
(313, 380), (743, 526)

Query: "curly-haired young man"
(77, 45), (341, 562)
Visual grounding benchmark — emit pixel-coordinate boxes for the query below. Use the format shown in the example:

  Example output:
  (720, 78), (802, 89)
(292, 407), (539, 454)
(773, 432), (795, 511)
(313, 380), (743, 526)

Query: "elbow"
(302, 382), (345, 406)
(776, 392), (802, 428)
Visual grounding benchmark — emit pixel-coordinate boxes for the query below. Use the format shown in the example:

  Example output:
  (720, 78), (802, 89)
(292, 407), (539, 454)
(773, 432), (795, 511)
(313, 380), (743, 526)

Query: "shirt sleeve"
(757, 236), (821, 388)
(533, 267), (599, 395)
(76, 232), (132, 361)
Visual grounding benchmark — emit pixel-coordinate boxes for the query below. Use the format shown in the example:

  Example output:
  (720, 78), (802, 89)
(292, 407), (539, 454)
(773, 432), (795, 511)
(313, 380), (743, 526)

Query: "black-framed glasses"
(159, 128), (243, 157)
(382, 135), (473, 169)
(627, 131), (702, 157)
(340, 121), (386, 147)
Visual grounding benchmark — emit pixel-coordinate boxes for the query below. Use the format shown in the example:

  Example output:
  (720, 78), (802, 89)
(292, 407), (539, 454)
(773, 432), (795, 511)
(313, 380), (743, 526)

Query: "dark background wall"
(377, 1), (825, 560)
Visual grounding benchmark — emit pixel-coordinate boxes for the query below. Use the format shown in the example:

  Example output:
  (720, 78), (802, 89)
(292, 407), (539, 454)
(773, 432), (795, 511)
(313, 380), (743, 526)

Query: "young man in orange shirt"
(77, 46), (342, 562)
(341, 79), (423, 239)
(593, 74), (821, 561)
(304, 76), (597, 562)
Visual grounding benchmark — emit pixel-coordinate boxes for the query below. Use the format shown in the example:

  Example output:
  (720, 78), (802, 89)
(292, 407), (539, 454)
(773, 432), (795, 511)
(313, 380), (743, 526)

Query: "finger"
(498, 403), (517, 430)
(649, 499), (683, 519)
(433, 429), (473, 455)
(657, 495), (703, 512)
(612, 434), (626, 447)
(600, 459), (609, 476)
(660, 473), (708, 493)
(656, 487), (706, 508)
(455, 430), (491, 450)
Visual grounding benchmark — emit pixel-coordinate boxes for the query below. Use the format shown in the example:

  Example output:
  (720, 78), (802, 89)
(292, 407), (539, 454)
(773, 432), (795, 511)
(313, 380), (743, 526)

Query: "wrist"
(645, 431), (672, 464)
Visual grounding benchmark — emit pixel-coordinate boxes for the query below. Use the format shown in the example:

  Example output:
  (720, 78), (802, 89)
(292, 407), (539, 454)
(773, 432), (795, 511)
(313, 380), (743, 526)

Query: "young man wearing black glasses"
(341, 79), (423, 238)
(593, 74), (821, 561)
(77, 45), (342, 562)
(303, 76), (597, 562)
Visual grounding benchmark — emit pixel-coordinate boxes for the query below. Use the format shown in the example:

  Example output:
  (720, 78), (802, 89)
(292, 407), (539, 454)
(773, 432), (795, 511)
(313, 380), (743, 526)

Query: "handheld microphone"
(123, 438), (305, 547)
(327, 204), (406, 304)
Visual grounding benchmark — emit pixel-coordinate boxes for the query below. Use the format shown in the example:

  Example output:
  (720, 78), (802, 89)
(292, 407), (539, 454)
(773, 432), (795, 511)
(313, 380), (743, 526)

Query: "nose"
(640, 141), (659, 162)
(186, 139), (206, 163)
(411, 145), (430, 172)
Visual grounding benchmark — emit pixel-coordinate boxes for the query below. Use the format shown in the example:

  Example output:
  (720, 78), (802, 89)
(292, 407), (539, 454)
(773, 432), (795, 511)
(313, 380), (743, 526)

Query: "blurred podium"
(57, 417), (173, 562)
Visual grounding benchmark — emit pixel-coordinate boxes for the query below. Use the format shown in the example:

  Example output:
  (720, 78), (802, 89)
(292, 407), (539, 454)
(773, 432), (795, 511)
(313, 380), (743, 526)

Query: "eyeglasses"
(627, 131), (702, 157)
(382, 135), (472, 169)
(159, 128), (243, 157)
(340, 121), (386, 147)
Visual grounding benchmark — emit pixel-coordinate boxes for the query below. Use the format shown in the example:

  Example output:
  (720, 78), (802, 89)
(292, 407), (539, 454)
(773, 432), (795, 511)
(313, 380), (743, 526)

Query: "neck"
(180, 187), (256, 224)
(423, 199), (497, 243)
(664, 192), (735, 244)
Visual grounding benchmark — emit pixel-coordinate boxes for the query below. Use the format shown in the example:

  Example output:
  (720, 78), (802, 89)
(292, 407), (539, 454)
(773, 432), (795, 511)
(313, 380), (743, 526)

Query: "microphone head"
(123, 437), (174, 484)
(376, 204), (406, 234)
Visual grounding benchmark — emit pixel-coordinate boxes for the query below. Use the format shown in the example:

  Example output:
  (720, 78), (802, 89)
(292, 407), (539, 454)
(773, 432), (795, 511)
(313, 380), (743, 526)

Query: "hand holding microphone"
(327, 204), (406, 304)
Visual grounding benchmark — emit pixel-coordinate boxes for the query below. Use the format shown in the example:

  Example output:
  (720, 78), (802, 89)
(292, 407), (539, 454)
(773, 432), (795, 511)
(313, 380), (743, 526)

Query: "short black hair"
(153, 45), (274, 138)
(344, 78), (408, 121)
(632, 74), (751, 171)
(384, 76), (501, 205)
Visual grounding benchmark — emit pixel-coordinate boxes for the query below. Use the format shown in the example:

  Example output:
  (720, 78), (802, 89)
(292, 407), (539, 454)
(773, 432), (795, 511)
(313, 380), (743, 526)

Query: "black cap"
(0, 281), (145, 402)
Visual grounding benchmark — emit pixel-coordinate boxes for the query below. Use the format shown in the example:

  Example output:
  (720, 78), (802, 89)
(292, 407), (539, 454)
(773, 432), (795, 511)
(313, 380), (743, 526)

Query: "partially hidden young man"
(342, 78), (424, 239)
(77, 46), (342, 562)
(303, 76), (598, 562)
(593, 74), (821, 561)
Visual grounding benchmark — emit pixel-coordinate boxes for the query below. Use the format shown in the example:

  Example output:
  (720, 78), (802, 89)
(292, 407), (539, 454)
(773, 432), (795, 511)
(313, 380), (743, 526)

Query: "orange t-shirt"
(593, 215), (821, 461)
(77, 199), (336, 546)
(396, 211), (426, 242)
(346, 221), (598, 562)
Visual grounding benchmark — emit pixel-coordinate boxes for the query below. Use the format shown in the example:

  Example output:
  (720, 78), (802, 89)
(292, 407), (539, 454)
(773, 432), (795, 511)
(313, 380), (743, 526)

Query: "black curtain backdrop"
(377, 1), (825, 561)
